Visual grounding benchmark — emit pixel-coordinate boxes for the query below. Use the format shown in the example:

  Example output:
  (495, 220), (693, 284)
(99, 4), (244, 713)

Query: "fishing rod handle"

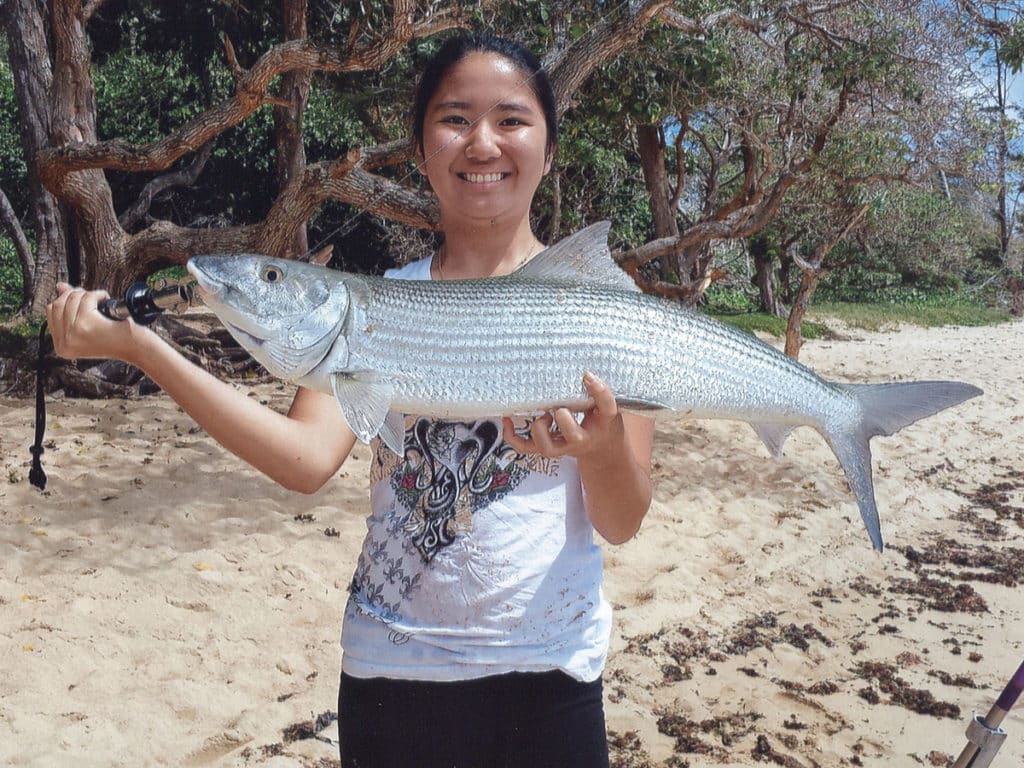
(952, 715), (1008, 768)
(97, 282), (162, 325)
(994, 658), (1024, 715)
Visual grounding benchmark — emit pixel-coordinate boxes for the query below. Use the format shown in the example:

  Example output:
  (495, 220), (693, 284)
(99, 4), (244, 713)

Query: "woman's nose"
(464, 121), (501, 160)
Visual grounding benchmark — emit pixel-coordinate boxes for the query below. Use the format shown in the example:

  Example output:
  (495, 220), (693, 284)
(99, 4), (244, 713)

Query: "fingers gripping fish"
(186, 223), (982, 551)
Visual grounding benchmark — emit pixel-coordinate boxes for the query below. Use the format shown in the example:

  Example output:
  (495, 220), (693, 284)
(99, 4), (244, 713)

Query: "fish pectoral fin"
(751, 423), (795, 460)
(331, 372), (396, 446)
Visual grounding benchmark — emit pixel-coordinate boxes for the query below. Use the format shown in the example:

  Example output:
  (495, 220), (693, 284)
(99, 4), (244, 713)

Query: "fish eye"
(261, 264), (285, 284)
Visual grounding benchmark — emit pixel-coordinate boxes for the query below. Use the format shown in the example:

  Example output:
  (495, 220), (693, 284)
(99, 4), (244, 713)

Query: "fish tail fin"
(839, 381), (983, 438)
(828, 381), (982, 552)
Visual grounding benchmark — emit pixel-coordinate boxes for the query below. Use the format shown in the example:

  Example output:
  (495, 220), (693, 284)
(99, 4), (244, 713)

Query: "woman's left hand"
(501, 372), (625, 460)
(502, 371), (655, 543)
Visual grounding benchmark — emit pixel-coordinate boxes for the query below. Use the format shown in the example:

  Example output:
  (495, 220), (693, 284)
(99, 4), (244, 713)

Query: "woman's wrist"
(118, 322), (159, 368)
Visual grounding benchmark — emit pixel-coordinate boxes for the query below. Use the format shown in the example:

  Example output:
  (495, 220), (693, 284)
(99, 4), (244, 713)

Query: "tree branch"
(82, 0), (111, 23)
(0, 186), (35, 305)
(38, 15), (464, 184)
(118, 143), (215, 231)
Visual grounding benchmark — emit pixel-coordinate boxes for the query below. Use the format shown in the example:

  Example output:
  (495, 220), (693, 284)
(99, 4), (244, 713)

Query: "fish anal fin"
(617, 397), (672, 413)
(751, 423), (795, 460)
(331, 372), (395, 446)
(378, 410), (407, 456)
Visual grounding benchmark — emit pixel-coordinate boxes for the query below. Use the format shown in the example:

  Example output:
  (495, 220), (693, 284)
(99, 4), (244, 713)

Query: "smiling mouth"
(459, 172), (510, 183)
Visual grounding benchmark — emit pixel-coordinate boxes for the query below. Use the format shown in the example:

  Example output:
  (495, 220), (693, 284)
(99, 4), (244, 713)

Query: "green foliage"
(533, 117), (651, 246)
(816, 190), (979, 302)
(94, 48), (208, 144)
(85, 3), (380, 256)
(0, 311), (44, 339)
(999, 20), (1024, 73)
(3, 0), (1020, 315)
(702, 284), (760, 314)
(0, 237), (24, 312)
(0, 47), (28, 215)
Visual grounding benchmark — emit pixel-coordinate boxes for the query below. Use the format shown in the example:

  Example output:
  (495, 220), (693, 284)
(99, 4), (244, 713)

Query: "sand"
(1, 319), (1022, 767)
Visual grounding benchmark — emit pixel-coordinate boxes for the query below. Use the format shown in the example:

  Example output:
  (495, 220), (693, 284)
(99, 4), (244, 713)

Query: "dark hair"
(411, 33), (558, 159)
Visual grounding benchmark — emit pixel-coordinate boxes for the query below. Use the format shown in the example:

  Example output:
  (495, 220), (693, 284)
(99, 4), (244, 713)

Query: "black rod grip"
(98, 283), (163, 325)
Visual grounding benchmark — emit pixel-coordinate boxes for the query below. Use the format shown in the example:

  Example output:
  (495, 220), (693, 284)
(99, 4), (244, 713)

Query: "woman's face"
(418, 52), (552, 228)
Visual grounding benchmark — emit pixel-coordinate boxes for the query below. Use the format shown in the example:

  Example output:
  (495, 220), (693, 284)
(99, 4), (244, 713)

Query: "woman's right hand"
(45, 283), (148, 364)
(45, 282), (357, 491)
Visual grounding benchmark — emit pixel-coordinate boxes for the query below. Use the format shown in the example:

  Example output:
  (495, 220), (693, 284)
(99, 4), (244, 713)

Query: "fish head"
(186, 255), (350, 380)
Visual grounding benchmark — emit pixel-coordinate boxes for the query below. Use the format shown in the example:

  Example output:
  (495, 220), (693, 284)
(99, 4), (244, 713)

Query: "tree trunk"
(1009, 275), (1024, 318)
(49, 0), (127, 291)
(636, 123), (680, 282)
(784, 265), (820, 359)
(272, 0), (311, 257)
(2, 0), (72, 312)
(778, 244), (796, 306)
(750, 234), (786, 317)
(0, 187), (35, 306)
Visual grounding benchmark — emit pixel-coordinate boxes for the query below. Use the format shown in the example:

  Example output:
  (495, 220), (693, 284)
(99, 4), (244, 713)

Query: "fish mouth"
(186, 258), (225, 302)
(186, 258), (263, 345)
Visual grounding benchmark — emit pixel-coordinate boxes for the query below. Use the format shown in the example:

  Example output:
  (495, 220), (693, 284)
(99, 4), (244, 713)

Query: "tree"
(2, 0), (74, 312)
(956, 1), (1024, 271)
(5, 0), (743, 315)
(2, 0), (1011, 337)
(594, 0), (963, 320)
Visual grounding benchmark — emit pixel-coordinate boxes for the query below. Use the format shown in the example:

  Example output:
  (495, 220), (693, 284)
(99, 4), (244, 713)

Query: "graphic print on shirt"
(390, 416), (530, 562)
(351, 416), (559, 644)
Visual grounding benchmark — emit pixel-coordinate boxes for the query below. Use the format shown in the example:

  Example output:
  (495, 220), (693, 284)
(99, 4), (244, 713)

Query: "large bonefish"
(187, 222), (981, 551)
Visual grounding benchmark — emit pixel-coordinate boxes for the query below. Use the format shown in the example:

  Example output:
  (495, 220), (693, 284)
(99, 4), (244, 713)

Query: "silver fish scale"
(346, 276), (849, 426)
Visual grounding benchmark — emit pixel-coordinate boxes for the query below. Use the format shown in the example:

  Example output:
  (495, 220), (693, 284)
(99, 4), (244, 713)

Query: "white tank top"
(339, 255), (612, 682)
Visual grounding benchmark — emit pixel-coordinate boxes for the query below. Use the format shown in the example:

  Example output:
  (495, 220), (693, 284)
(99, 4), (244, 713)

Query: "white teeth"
(463, 173), (504, 183)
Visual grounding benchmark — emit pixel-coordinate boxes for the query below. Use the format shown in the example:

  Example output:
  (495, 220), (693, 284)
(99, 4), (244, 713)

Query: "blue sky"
(1010, 70), (1024, 112)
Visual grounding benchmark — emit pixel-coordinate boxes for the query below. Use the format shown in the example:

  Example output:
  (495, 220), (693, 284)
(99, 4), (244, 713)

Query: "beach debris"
(751, 734), (804, 766)
(282, 710), (338, 746)
(853, 661), (960, 719)
(607, 730), (658, 768)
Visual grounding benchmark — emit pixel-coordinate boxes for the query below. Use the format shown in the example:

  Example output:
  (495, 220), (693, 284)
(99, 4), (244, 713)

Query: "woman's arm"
(502, 372), (654, 544)
(47, 285), (356, 493)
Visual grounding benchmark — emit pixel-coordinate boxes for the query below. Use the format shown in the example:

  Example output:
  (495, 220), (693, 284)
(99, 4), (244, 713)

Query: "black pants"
(337, 670), (609, 768)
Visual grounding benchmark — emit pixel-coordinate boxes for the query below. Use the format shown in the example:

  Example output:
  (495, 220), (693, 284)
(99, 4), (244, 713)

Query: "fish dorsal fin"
(514, 221), (641, 293)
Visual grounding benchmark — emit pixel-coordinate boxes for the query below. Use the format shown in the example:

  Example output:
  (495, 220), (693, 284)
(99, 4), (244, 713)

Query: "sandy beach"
(1, 319), (1022, 767)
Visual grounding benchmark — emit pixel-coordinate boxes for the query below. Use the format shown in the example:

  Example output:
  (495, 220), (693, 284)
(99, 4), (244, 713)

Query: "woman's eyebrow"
(431, 100), (535, 114)
(433, 100), (472, 111)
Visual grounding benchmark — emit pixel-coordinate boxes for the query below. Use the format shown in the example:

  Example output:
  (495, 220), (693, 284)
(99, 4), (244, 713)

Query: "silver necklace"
(434, 241), (539, 281)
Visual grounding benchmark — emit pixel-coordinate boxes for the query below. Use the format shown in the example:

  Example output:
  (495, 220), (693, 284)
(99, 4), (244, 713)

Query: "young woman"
(46, 33), (653, 768)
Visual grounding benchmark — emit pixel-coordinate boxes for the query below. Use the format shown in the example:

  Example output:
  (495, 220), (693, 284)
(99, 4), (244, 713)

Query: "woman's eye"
(500, 118), (524, 127)
(440, 115), (469, 125)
